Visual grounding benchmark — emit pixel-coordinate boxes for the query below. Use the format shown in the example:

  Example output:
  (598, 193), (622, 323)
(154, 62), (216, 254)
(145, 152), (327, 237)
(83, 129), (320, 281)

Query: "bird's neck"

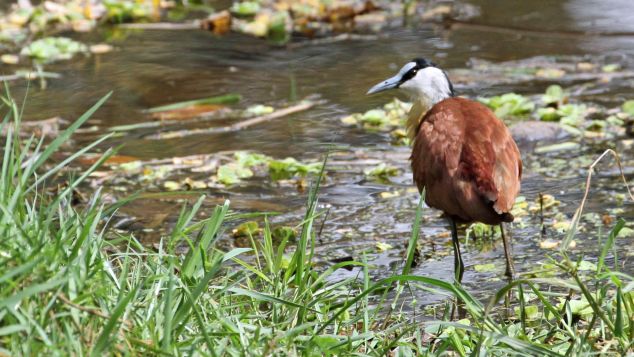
(406, 98), (432, 141)
(405, 87), (454, 141)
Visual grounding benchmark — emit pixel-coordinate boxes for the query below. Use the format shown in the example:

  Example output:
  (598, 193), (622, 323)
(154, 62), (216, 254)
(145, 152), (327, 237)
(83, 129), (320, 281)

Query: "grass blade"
(91, 282), (142, 356)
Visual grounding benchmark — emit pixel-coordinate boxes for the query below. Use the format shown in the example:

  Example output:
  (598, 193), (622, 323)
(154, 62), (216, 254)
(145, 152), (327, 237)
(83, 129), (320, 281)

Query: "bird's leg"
(450, 217), (464, 284)
(500, 224), (515, 280)
(450, 217), (466, 320)
(500, 223), (516, 316)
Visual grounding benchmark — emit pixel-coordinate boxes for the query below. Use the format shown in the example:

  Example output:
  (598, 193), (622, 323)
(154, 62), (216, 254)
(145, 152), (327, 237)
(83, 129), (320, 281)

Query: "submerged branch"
(147, 100), (320, 139)
(107, 110), (231, 132)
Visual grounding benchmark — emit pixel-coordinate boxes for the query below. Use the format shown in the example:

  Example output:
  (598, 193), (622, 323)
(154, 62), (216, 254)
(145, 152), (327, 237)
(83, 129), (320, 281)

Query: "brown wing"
(411, 97), (521, 224)
(459, 101), (522, 215)
(411, 98), (467, 219)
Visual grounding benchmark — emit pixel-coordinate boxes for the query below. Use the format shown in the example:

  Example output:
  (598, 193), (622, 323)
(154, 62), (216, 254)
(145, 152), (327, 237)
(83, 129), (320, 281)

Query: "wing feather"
(411, 97), (521, 223)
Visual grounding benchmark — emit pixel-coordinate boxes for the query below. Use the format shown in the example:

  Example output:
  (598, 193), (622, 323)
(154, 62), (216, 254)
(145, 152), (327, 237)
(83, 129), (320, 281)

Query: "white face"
(398, 64), (453, 105)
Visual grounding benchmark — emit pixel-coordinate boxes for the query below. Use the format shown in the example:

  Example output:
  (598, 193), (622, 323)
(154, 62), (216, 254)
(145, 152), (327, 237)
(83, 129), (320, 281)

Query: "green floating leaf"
(566, 299), (593, 317)
(230, 1), (261, 16)
(341, 99), (411, 130)
(360, 109), (388, 126)
(268, 11), (291, 44)
(558, 104), (587, 126)
(514, 305), (540, 321)
(479, 93), (535, 118)
(217, 163), (253, 185)
(364, 163), (399, 179)
(234, 151), (270, 167)
(577, 260), (597, 271)
(272, 226), (296, 243)
(466, 222), (500, 239)
(375, 241), (393, 252)
(617, 227), (634, 238)
(104, 0), (152, 23)
(268, 157), (322, 181)
(474, 263), (496, 273)
(542, 85), (567, 105)
(538, 101), (590, 128)
(232, 221), (259, 237)
(622, 100), (634, 117)
(537, 107), (560, 122)
(20, 37), (87, 62)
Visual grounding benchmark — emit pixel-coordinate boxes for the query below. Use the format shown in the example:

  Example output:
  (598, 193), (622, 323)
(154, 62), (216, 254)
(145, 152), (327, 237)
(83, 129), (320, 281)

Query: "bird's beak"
(366, 75), (401, 95)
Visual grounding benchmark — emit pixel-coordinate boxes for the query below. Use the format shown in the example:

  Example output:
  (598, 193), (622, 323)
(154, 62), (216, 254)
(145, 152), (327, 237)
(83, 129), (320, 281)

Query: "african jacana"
(367, 58), (522, 283)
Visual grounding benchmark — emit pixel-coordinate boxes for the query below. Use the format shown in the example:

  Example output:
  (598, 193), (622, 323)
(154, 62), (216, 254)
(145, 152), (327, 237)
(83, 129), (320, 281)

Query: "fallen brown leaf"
(149, 104), (225, 121)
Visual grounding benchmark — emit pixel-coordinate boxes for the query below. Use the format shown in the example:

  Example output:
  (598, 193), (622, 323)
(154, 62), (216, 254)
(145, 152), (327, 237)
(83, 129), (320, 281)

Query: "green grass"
(0, 90), (632, 356)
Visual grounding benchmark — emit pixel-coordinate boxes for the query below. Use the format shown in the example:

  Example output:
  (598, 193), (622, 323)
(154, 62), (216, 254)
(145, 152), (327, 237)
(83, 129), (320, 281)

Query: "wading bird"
(367, 58), (522, 283)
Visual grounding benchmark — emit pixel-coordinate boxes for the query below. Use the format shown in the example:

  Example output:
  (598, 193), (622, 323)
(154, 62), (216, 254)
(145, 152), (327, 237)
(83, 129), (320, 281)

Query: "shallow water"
(6, 0), (634, 300)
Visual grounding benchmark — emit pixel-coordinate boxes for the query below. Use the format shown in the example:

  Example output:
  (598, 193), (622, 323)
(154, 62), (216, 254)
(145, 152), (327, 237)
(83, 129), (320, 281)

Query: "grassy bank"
(1, 91), (632, 356)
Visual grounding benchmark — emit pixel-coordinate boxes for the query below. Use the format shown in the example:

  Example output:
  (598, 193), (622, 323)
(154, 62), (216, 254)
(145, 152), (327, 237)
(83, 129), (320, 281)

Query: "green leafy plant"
(234, 150), (270, 167)
(364, 163), (399, 181)
(541, 84), (568, 106)
(20, 37), (87, 62)
(216, 151), (319, 185)
(479, 93), (535, 118)
(268, 157), (322, 180)
(230, 1), (261, 16)
(622, 100), (634, 116)
(0, 88), (632, 356)
(538, 103), (587, 126)
(103, 0), (152, 23)
(341, 98), (411, 130)
(217, 162), (254, 185)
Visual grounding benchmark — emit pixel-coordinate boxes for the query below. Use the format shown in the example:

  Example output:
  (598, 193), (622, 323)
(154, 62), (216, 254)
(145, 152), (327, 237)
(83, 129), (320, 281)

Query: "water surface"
(5, 0), (634, 300)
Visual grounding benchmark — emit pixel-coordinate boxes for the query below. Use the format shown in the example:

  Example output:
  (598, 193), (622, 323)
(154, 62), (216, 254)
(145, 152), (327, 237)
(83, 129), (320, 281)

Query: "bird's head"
(367, 58), (454, 105)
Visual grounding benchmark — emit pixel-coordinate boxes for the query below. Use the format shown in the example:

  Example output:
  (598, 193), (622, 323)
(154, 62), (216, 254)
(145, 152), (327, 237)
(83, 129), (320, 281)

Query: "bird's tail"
(500, 212), (515, 223)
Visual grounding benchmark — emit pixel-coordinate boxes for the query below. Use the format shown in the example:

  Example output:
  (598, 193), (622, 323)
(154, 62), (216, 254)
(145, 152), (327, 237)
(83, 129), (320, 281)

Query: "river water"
(5, 0), (634, 298)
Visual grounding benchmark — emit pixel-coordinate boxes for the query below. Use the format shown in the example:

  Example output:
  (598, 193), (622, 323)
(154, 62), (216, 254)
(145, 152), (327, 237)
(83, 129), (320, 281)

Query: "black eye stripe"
(399, 58), (434, 84)
(401, 68), (418, 82)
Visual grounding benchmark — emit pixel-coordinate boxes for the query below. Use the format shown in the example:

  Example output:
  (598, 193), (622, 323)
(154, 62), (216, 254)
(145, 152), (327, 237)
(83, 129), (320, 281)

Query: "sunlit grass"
(0, 89), (632, 355)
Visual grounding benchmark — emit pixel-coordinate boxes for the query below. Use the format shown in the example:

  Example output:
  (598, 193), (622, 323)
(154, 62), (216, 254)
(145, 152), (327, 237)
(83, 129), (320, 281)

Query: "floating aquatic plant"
(622, 100), (634, 117)
(103, 0), (153, 23)
(230, 1), (261, 16)
(341, 98), (411, 131)
(541, 84), (568, 106)
(538, 103), (587, 127)
(364, 163), (399, 181)
(216, 163), (254, 185)
(20, 37), (87, 62)
(478, 93), (535, 118)
(268, 157), (323, 181)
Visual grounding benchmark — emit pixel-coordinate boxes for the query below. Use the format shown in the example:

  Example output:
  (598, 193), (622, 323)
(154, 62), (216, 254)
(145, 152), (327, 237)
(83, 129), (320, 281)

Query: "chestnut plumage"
(411, 97), (522, 225)
(367, 58), (522, 283)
